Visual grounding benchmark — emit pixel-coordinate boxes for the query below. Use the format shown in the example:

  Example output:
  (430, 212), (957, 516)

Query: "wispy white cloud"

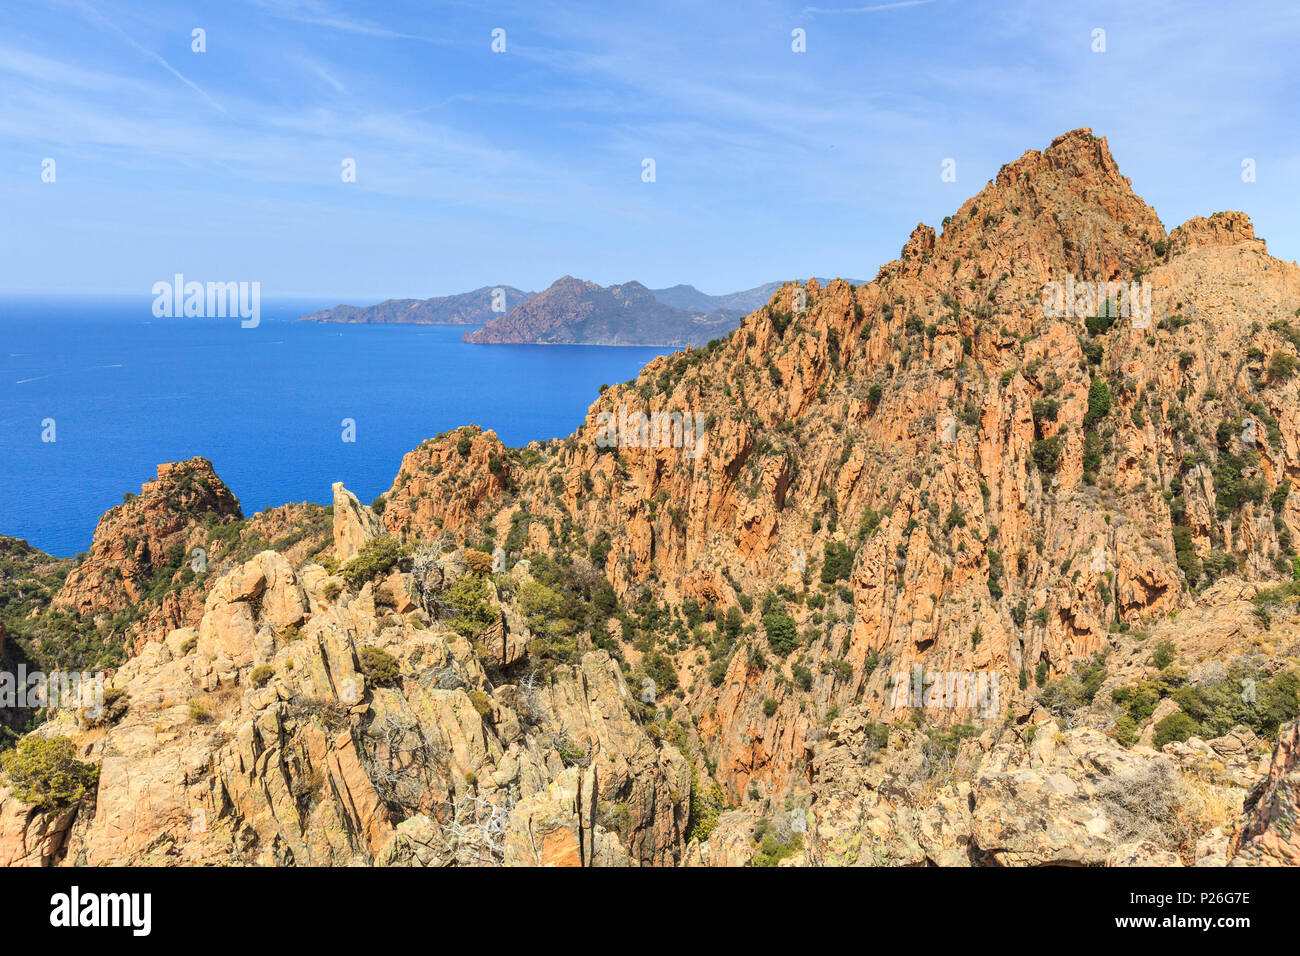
(0, 43), (148, 92)
(247, 0), (452, 44)
(803, 1), (936, 13)
(0, 0), (1297, 296)
(296, 55), (348, 94)
(74, 0), (226, 113)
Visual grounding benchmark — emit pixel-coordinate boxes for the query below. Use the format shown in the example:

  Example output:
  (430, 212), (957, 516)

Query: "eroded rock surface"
(4, 129), (1300, 867)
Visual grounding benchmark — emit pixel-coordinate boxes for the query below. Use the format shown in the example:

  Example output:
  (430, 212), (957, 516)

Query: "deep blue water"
(0, 296), (671, 557)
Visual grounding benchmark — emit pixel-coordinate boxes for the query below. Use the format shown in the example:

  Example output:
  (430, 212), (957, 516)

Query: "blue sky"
(1, 0), (1297, 300)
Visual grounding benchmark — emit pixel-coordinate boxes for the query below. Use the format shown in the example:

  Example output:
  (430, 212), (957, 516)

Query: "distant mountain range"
(299, 286), (534, 326)
(649, 281), (784, 314)
(298, 276), (864, 346)
(462, 277), (745, 347)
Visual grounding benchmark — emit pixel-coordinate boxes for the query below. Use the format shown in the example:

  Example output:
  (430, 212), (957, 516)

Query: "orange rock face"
(33, 461), (331, 664)
(4, 129), (1299, 868)
(54, 458), (242, 619)
(386, 129), (1300, 802)
(380, 426), (512, 541)
(1231, 719), (1300, 866)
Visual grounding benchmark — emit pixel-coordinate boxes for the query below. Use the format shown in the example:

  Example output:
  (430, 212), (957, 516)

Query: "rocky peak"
(934, 129), (1165, 290)
(900, 223), (936, 264)
(149, 458), (242, 519)
(379, 426), (512, 541)
(609, 280), (657, 305)
(399, 129), (1300, 806)
(543, 275), (601, 301)
(1024, 127), (1120, 179)
(332, 483), (385, 563)
(54, 458), (243, 617)
(1169, 211), (1262, 255)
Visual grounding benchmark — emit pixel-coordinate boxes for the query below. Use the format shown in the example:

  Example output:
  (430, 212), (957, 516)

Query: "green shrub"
(763, 613), (799, 656)
(1172, 665), (1299, 739)
(1084, 377), (1112, 427)
(1010, 601), (1027, 627)
(1032, 436), (1062, 473)
(358, 645), (400, 686)
(943, 506), (966, 533)
(464, 549), (494, 575)
(792, 664), (813, 691)
(188, 699), (212, 722)
(1032, 398), (1060, 428)
(1038, 654), (1108, 715)
(1112, 681), (1162, 722)
(1153, 712), (1198, 748)
(863, 721), (889, 751)
(588, 532), (613, 568)
(1114, 715), (1138, 747)
(1201, 550), (1237, 583)
(820, 542), (854, 583)
(1268, 350), (1299, 382)
(1211, 449), (1265, 517)
(686, 772), (726, 843)
(341, 536), (406, 590)
(857, 507), (883, 541)
(1085, 306), (1117, 337)
(987, 549), (1004, 599)
(762, 697), (778, 717)
(751, 818), (804, 867)
(0, 736), (99, 810)
(1151, 640), (1176, 670)
(518, 580), (563, 623)
(1172, 526), (1201, 586)
(468, 688), (492, 718)
(1270, 479), (1290, 514)
(447, 574), (499, 637)
(249, 664), (274, 687)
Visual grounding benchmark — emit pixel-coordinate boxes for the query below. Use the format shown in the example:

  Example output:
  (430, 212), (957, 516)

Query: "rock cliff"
(3, 129), (1300, 867)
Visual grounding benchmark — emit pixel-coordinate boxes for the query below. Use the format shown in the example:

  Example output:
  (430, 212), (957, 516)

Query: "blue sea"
(0, 296), (672, 557)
